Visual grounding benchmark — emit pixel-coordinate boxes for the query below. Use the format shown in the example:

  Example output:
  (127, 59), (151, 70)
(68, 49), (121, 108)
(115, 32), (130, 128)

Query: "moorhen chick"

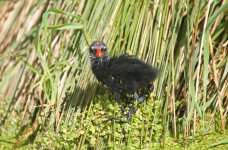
(88, 41), (158, 122)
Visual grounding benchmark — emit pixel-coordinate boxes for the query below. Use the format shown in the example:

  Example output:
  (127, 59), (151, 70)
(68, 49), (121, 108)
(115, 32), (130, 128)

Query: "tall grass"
(0, 0), (227, 149)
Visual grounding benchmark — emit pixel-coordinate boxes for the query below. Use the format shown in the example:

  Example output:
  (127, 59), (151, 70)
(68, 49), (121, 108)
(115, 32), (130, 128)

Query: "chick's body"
(89, 41), (158, 121)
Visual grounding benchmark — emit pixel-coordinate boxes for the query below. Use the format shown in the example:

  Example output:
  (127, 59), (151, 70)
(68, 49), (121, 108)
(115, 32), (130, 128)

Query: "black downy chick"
(89, 41), (158, 122)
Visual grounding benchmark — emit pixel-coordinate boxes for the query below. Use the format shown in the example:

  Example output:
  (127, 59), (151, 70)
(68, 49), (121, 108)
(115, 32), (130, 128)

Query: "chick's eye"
(90, 46), (95, 52)
(101, 46), (106, 51)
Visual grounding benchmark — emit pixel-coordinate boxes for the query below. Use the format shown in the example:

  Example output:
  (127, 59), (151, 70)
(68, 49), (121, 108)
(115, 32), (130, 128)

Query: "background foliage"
(0, 0), (227, 149)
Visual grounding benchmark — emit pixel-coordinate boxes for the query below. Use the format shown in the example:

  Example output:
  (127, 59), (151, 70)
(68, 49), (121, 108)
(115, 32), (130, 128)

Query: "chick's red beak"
(96, 47), (103, 58)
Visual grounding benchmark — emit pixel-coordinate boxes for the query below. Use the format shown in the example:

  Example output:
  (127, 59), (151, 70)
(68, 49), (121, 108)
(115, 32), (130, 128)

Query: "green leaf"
(47, 23), (84, 30)
(209, 138), (228, 148)
(19, 58), (42, 77)
(203, 30), (210, 111)
(206, 3), (228, 31)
